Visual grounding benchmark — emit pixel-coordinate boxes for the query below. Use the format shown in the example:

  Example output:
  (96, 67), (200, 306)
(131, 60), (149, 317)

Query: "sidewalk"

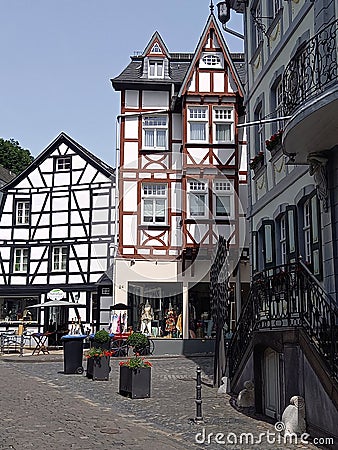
(0, 354), (324, 450)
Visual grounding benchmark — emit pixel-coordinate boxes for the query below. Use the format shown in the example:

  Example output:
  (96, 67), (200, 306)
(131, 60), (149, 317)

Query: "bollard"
(20, 333), (24, 357)
(195, 366), (203, 423)
(0, 334), (4, 354)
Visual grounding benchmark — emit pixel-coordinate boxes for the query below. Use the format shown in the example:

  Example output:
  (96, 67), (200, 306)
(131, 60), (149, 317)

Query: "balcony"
(282, 20), (338, 164)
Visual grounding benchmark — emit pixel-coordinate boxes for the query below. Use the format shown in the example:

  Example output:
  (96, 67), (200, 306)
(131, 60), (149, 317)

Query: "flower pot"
(119, 366), (151, 398)
(86, 356), (111, 381)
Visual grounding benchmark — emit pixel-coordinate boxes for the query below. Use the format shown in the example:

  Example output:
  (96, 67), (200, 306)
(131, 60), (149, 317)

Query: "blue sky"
(1, 0), (243, 167)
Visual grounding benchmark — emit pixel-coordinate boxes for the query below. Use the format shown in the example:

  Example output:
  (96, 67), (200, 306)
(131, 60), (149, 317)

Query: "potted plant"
(90, 329), (111, 350)
(86, 347), (114, 381)
(249, 151), (264, 171)
(266, 130), (283, 155)
(126, 332), (150, 355)
(119, 354), (152, 398)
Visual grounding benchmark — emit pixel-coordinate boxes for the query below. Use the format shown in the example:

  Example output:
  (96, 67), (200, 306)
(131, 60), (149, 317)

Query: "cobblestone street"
(0, 354), (325, 450)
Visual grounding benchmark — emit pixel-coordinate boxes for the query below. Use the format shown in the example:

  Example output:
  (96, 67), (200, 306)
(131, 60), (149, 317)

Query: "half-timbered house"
(111, 11), (249, 349)
(0, 132), (116, 338)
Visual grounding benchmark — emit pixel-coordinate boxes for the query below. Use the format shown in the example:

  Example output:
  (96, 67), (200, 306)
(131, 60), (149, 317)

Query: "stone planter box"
(86, 356), (110, 381)
(119, 366), (151, 398)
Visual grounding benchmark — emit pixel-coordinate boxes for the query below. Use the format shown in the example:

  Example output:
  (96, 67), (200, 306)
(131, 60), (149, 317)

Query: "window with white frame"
(303, 199), (311, 264)
(200, 53), (223, 69)
(213, 108), (233, 143)
(148, 60), (164, 78)
(52, 246), (68, 271)
(16, 201), (30, 225)
(188, 180), (208, 218)
(14, 248), (29, 272)
(142, 184), (167, 225)
(188, 107), (208, 142)
(280, 215), (287, 265)
(56, 157), (71, 171)
(213, 181), (232, 218)
(102, 287), (112, 296)
(143, 116), (167, 150)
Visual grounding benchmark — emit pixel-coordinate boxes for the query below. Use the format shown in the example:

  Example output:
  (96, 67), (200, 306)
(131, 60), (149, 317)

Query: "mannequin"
(176, 312), (183, 338)
(165, 303), (177, 338)
(140, 300), (153, 334)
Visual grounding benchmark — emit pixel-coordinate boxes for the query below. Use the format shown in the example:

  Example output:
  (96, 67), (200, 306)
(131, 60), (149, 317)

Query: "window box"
(266, 130), (283, 156)
(249, 152), (264, 172)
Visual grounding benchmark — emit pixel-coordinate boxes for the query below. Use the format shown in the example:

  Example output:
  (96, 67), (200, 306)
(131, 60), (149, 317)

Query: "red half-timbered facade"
(111, 12), (249, 343)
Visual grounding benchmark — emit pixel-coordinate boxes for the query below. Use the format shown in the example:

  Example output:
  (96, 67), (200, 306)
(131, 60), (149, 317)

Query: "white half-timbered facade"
(0, 133), (116, 338)
(112, 12), (249, 343)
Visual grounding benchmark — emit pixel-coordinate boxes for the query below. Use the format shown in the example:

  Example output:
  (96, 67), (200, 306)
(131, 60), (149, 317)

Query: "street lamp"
(216, 1), (245, 40)
(217, 0), (231, 25)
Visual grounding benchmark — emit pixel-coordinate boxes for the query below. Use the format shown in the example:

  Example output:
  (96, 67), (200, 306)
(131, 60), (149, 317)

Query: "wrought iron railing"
(227, 261), (338, 380)
(283, 19), (338, 116)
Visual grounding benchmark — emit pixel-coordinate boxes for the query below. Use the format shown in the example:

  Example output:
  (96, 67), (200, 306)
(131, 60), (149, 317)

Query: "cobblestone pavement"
(0, 353), (326, 450)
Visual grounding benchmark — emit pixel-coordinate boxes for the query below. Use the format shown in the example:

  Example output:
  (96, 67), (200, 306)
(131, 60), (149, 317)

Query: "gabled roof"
(111, 17), (246, 92)
(142, 31), (170, 58)
(2, 132), (115, 191)
(178, 13), (244, 98)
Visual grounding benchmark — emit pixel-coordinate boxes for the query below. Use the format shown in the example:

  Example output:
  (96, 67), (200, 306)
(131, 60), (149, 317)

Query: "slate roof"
(0, 166), (16, 184)
(112, 52), (246, 89)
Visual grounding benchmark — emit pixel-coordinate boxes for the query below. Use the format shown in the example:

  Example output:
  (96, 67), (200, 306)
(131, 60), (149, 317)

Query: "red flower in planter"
(119, 354), (152, 368)
(266, 130), (283, 151)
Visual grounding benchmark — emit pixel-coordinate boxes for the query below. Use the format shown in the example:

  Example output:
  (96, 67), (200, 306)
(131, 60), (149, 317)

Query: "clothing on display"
(165, 306), (177, 337)
(140, 300), (154, 334)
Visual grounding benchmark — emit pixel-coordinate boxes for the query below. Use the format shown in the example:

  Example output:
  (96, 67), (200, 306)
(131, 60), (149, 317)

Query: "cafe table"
(31, 332), (54, 355)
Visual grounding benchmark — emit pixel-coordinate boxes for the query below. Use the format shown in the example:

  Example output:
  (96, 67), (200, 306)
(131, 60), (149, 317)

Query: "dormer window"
(148, 60), (164, 78)
(150, 43), (162, 54)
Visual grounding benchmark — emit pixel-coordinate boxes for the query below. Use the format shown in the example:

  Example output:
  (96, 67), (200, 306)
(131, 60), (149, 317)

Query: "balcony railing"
(227, 261), (338, 380)
(283, 19), (338, 116)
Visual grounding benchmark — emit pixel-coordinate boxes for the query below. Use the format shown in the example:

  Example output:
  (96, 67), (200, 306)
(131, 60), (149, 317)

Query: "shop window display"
(0, 297), (38, 322)
(128, 283), (183, 338)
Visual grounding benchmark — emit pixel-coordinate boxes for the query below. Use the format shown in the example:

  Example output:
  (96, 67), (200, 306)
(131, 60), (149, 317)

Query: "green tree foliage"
(0, 138), (34, 175)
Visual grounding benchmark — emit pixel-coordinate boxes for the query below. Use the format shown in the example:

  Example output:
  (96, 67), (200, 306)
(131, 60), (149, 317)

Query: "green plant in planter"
(86, 347), (114, 358)
(86, 347), (114, 381)
(127, 332), (148, 354)
(119, 354), (152, 398)
(94, 329), (110, 344)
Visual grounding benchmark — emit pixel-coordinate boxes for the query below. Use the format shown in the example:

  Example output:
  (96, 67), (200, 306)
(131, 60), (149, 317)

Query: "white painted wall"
(142, 91), (169, 108)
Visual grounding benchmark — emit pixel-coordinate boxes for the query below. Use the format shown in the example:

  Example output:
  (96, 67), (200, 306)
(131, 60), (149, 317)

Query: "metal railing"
(283, 19), (338, 116)
(227, 261), (338, 379)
